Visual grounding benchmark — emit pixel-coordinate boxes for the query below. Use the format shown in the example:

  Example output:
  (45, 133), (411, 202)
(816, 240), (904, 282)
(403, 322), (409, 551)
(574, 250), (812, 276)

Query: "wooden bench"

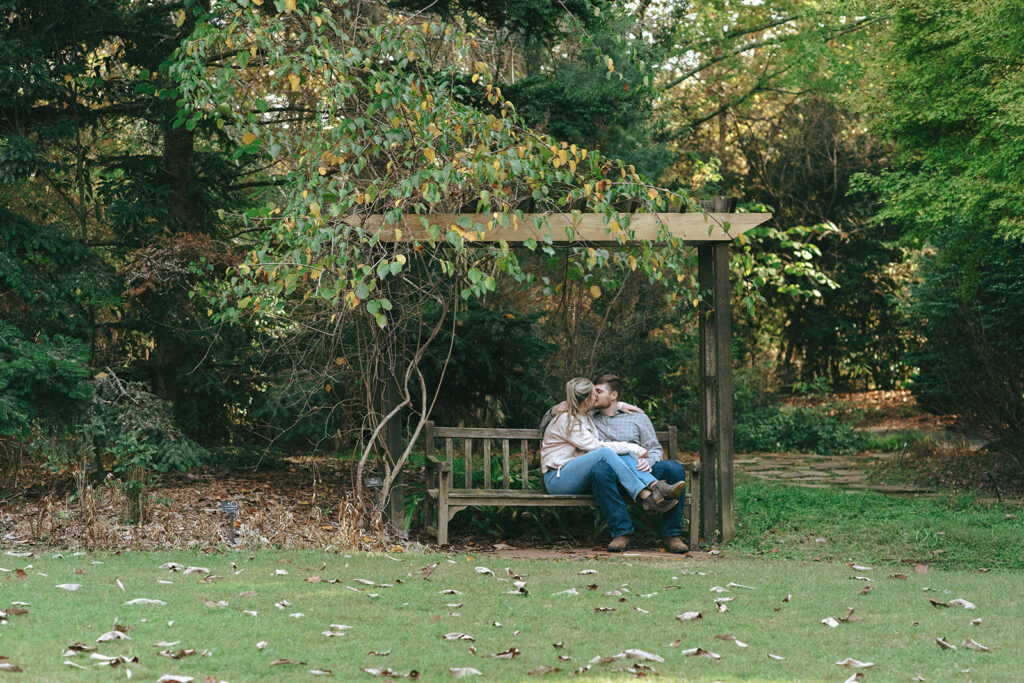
(423, 421), (700, 549)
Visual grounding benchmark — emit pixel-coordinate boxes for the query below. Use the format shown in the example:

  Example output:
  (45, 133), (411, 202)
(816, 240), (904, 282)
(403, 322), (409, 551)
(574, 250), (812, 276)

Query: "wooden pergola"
(374, 211), (772, 542)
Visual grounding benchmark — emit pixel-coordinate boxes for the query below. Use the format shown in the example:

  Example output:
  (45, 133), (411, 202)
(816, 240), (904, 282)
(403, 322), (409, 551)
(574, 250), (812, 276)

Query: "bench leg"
(688, 475), (701, 550)
(438, 498), (449, 546)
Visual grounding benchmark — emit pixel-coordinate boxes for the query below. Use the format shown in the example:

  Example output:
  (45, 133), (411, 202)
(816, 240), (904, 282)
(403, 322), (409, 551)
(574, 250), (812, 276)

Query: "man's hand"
(619, 401), (645, 414)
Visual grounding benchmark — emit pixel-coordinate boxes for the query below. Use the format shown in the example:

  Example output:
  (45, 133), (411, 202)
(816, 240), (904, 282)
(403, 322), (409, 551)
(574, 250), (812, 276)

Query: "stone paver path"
(735, 452), (936, 494)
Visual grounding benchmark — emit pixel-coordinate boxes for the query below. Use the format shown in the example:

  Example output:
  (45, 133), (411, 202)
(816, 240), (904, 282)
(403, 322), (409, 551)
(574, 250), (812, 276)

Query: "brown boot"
(640, 490), (678, 513)
(664, 536), (689, 554)
(650, 479), (686, 503)
(606, 535), (631, 553)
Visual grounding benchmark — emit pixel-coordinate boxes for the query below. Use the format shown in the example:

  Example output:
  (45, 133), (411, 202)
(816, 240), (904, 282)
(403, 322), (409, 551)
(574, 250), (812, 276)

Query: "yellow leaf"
(374, 81), (383, 94)
(241, 131), (256, 145)
(309, 202), (321, 216)
(346, 291), (359, 308)
(606, 56), (614, 72)
(493, 160), (500, 170)
(647, 188), (659, 200)
(407, 50), (416, 61)
(584, 183), (592, 196)
(318, 166), (327, 175)
(629, 254), (637, 271)
(692, 298), (700, 308)
(424, 147), (436, 164)
(175, 9), (186, 27)
(471, 73), (480, 83)
(590, 285), (602, 298)
(288, 73), (300, 91)
(285, 0), (296, 11)
(396, 254), (407, 264)
(427, 123), (442, 138)
(335, 357), (347, 366)
(394, 228), (403, 240)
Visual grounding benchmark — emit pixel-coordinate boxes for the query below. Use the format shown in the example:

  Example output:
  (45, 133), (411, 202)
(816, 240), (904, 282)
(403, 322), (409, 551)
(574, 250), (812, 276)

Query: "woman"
(541, 377), (684, 512)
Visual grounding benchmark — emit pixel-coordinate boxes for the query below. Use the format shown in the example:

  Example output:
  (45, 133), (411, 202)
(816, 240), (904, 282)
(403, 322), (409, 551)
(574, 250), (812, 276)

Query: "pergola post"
(697, 242), (735, 542)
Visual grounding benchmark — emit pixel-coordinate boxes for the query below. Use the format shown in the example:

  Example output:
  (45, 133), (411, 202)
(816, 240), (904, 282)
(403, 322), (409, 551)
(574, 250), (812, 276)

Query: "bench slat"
(434, 426), (542, 439)
(483, 440), (491, 490)
(464, 439), (473, 490)
(520, 439), (528, 490)
(502, 440), (511, 490)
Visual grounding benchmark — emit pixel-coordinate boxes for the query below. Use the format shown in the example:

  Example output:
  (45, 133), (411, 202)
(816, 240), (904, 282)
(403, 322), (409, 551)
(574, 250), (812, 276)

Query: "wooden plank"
(347, 213), (771, 245)
(464, 439), (473, 490)
(445, 438), (454, 469)
(698, 244), (718, 540)
(715, 242), (735, 541)
(433, 426), (542, 439)
(502, 440), (511, 490)
(483, 439), (492, 490)
(520, 439), (529, 490)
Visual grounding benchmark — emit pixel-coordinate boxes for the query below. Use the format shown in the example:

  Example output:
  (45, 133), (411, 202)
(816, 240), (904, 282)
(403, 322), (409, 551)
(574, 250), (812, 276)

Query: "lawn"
(0, 549), (1019, 681)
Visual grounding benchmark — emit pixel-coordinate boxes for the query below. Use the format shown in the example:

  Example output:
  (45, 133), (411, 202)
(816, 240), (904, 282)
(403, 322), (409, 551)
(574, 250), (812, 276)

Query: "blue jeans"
(591, 458), (686, 538)
(543, 447), (658, 500)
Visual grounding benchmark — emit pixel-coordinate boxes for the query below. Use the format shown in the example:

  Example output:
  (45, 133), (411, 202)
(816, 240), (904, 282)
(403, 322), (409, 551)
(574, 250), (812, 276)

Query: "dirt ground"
(2, 391), (1018, 554)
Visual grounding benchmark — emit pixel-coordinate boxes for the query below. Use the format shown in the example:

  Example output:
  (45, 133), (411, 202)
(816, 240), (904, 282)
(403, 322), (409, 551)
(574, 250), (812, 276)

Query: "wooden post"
(697, 244), (718, 540)
(714, 242), (735, 541)
(385, 371), (405, 526)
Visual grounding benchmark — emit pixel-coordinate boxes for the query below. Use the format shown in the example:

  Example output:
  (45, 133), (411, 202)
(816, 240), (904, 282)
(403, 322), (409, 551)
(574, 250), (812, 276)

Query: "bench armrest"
(426, 454), (452, 472)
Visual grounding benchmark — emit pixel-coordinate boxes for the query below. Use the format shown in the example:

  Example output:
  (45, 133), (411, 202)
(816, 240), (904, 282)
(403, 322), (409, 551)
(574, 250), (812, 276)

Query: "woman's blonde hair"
(564, 377), (594, 429)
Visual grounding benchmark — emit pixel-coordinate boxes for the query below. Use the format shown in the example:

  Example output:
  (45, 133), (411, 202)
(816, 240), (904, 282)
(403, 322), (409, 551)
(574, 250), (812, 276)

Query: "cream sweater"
(540, 411), (644, 474)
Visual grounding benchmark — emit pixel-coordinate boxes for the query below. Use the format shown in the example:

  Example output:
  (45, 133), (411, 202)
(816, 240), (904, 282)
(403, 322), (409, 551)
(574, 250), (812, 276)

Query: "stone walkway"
(735, 451), (937, 494)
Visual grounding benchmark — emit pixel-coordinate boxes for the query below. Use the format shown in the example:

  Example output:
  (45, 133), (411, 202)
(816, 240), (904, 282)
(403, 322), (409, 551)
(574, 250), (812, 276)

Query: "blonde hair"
(564, 377), (594, 430)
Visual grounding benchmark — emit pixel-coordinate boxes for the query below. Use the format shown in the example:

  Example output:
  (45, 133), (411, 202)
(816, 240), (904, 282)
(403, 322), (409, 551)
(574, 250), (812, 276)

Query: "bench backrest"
(424, 421), (678, 491)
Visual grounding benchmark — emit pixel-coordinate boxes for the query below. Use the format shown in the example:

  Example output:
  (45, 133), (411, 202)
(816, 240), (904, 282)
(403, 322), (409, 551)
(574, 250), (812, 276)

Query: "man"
(588, 374), (689, 554)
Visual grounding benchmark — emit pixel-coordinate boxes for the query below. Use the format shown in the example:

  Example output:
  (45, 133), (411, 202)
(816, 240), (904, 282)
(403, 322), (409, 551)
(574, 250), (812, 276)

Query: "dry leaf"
(552, 588), (579, 596)
(442, 633), (475, 641)
(204, 599), (228, 608)
(852, 576), (871, 582)
(714, 635), (748, 648)
(676, 611), (702, 621)
(440, 589), (462, 595)
(950, 599), (977, 610)
(594, 607), (615, 612)
(858, 586), (873, 595)
(0, 658), (22, 673)
(527, 666), (561, 675)
(822, 617), (840, 628)
(305, 575), (322, 583)
(183, 566), (210, 575)
(727, 582), (754, 589)
(269, 658), (306, 666)
(935, 637), (957, 651)
(843, 674), (865, 683)
(579, 569), (598, 575)
(851, 564), (872, 571)
(680, 648), (720, 659)
(927, 598), (950, 608)
(971, 618), (983, 626)
(256, 641), (268, 650)
(913, 563), (929, 574)
(839, 607), (862, 622)
(489, 647), (521, 659)
(782, 594), (791, 602)
(474, 567), (494, 576)
(963, 638), (990, 652)
(890, 573), (908, 580)
(835, 658), (874, 668)
(449, 667), (483, 677)
(421, 563), (439, 579)
(124, 598), (166, 605)
(56, 583), (82, 591)
(617, 649), (664, 662)
(97, 630), (131, 642)
(709, 586), (728, 593)
(767, 653), (785, 660)
(368, 650), (391, 656)
(115, 579), (125, 592)
(310, 669), (332, 676)
(155, 676), (193, 683)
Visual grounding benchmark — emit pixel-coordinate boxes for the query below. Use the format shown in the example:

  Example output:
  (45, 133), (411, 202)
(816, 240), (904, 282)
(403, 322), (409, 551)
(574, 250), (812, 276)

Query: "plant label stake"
(220, 501), (239, 545)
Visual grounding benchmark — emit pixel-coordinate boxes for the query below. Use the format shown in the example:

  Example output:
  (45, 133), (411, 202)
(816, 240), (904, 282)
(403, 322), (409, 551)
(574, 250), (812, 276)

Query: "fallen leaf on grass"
(767, 653), (785, 660)
(505, 586), (529, 596)
(368, 650), (391, 656)
(305, 575), (322, 583)
(310, 669), (332, 676)
(204, 599), (228, 608)
(927, 598), (950, 608)
(680, 648), (720, 659)
(63, 660), (87, 669)
(158, 562), (184, 571)
(354, 578), (376, 585)
(527, 666), (561, 675)
(858, 586), (872, 595)
(552, 588), (579, 596)
(489, 647), (521, 659)
(851, 564), (872, 571)
(443, 633), (475, 641)
(851, 576), (871, 582)
(676, 611), (702, 621)
(709, 586), (728, 593)
(269, 658), (306, 667)
(63, 643), (96, 656)
(586, 584), (598, 591)
(440, 589), (462, 595)
(155, 676), (193, 683)
(421, 563), (439, 579)
(835, 658), (874, 668)
(950, 599), (977, 610)
(124, 598), (166, 605)
(935, 637), (957, 651)
(971, 618), (982, 626)
(273, 569), (288, 576)
(449, 667), (482, 677)
(0, 657), (23, 672)
(890, 573), (908, 580)
(843, 674), (865, 682)
(97, 630), (131, 642)
(822, 617), (840, 628)
(963, 638), (990, 652)
(594, 607), (615, 612)
(913, 563), (928, 574)
(579, 569), (598, 575)
(616, 649), (664, 662)
(362, 668), (405, 677)
(714, 635), (748, 648)
(726, 582), (754, 589)
(474, 567), (494, 576)
(56, 583), (82, 591)
(782, 594), (791, 602)
(839, 607), (862, 622)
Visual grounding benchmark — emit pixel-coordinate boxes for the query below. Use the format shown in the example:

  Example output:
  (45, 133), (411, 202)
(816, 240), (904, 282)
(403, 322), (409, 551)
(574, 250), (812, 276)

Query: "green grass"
(862, 430), (927, 453)
(0, 550), (1020, 681)
(729, 477), (1024, 570)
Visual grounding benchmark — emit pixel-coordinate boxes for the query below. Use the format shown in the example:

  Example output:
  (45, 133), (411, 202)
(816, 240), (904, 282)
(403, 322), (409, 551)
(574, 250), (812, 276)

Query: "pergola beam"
(351, 212), (772, 244)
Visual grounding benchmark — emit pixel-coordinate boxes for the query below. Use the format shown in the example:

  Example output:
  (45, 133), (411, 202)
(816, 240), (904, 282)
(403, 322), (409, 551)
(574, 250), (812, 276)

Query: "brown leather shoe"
(606, 535), (631, 552)
(664, 536), (689, 554)
(650, 479), (686, 503)
(640, 491), (678, 513)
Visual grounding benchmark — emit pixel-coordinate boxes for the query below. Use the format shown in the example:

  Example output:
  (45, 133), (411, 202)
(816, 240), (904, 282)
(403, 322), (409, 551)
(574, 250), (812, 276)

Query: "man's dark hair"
(593, 374), (623, 397)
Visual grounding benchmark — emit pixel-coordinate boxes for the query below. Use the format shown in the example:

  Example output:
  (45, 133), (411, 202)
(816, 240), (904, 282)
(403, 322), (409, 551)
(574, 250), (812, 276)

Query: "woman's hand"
(635, 450), (652, 472)
(618, 401), (645, 414)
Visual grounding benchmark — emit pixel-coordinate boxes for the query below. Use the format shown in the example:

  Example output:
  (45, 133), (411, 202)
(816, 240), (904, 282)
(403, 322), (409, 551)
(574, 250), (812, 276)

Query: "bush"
(735, 403), (866, 455)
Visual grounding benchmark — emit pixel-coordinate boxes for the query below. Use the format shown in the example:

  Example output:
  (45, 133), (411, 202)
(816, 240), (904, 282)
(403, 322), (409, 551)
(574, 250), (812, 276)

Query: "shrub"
(735, 403), (866, 455)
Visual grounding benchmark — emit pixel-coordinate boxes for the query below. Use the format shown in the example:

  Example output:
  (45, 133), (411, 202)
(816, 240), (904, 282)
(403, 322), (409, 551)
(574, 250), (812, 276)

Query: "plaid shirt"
(590, 408), (664, 462)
